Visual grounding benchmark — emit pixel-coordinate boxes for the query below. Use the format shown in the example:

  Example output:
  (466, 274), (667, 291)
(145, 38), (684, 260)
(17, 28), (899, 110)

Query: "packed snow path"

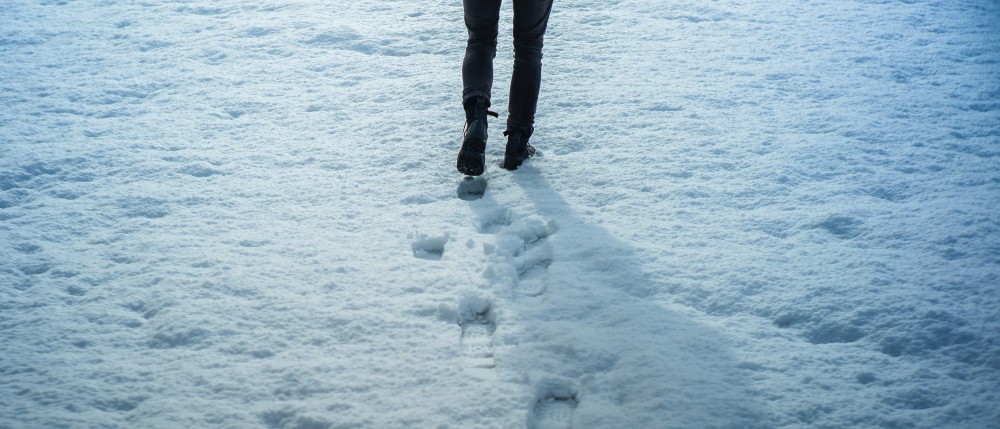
(2, 0), (999, 428)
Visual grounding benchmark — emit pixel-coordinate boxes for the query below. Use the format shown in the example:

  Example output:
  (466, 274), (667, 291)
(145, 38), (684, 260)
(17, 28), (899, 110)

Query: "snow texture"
(1, 0), (998, 428)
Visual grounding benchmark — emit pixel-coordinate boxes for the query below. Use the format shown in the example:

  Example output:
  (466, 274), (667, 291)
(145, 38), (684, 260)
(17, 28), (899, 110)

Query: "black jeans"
(462, 0), (553, 135)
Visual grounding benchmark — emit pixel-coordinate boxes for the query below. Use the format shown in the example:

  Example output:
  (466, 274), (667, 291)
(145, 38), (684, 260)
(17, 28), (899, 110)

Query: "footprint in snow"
(477, 206), (513, 234)
(513, 237), (553, 297)
(458, 300), (496, 369)
(506, 220), (556, 297)
(411, 234), (447, 260)
(529, 382), (579, 429)
(457, 176), (488, 201)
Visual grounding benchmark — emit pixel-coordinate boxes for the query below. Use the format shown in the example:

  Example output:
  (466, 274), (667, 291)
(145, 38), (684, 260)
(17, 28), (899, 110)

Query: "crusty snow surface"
(2, 0), (999, 428)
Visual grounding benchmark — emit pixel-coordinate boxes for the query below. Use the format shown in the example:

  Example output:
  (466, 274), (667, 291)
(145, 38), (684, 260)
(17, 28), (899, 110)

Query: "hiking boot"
(457, 97), (497, 176)
(502, 130), (535, 170)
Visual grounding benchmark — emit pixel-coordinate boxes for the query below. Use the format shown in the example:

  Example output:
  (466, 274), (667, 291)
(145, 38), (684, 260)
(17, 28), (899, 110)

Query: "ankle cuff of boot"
(503, 128), (532, 140)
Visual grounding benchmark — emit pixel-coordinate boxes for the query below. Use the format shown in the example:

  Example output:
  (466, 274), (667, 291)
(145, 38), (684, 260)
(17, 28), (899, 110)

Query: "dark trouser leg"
(462, 0), (502, 106)
(459, 0), (501, 176)
(507, 0), (553, 135)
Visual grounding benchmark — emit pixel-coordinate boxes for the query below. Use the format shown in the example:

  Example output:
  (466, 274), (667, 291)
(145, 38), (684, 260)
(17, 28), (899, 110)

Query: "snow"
(1, 0), (998, 428)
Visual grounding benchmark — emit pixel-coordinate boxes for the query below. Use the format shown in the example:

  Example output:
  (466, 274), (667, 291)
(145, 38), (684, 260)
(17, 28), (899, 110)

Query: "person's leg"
(458, 0), (503, 176)
(502, 0), (552, 170)
(462, 0), (502, 106)
(507, 0), (553, 135)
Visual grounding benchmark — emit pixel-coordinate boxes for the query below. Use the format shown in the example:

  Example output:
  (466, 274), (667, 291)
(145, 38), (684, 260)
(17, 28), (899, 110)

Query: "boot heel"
(502, 132), (534, 170)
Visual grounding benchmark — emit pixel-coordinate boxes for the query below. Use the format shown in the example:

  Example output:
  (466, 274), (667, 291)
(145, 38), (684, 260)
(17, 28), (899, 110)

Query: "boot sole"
(457, 139), (486, 176)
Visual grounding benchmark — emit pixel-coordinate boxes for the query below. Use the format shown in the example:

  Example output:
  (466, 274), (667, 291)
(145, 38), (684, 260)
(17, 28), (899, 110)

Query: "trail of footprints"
(415, 183), (576, 426)
(468, 211), (576, 427)
(456, 298), (579, 429)
(456, 215), (556, 371)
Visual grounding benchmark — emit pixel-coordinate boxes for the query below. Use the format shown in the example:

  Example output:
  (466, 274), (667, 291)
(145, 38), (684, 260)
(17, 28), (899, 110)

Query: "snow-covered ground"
(2, 0), (998, 427)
